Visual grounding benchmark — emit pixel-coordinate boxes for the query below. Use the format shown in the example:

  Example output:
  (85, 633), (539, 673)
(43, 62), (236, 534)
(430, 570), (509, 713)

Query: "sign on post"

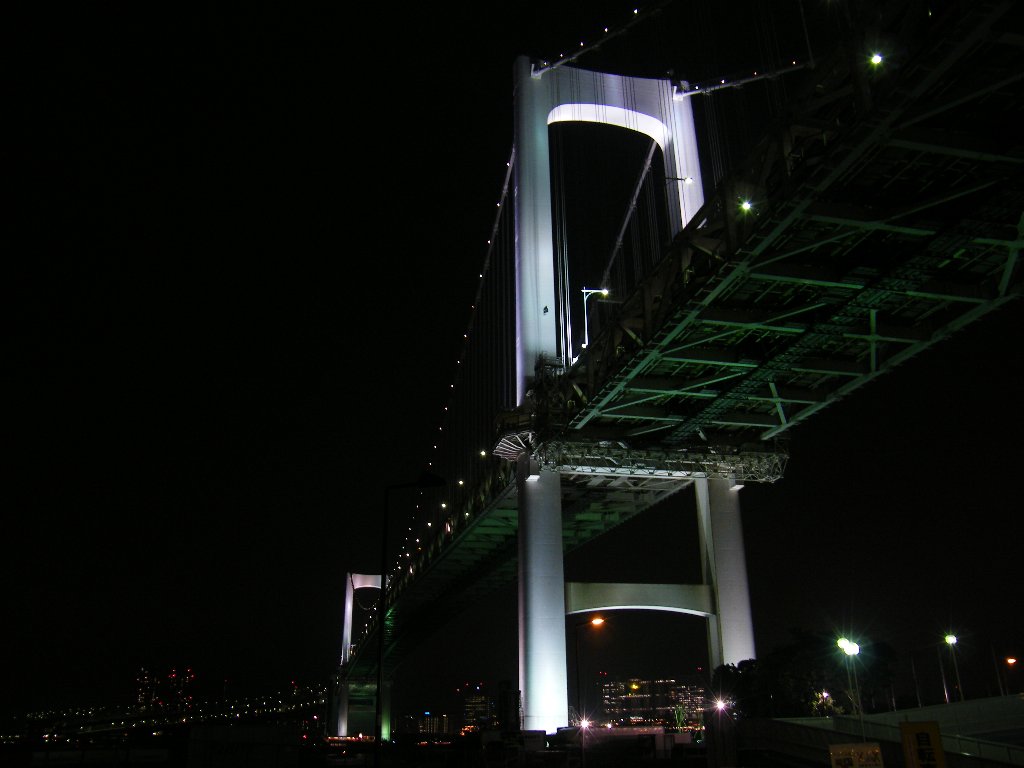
(900, 721), (947, 768)
(830, 742), (884, 768)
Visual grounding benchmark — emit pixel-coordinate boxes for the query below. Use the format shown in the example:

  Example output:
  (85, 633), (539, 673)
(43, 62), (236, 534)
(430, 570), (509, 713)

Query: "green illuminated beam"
(749, 263), (868, 289)
(699, 307), (808, 333)
(627, 372), (746, 394)
(807, 214), (936, 237)
(906, 281), (990, 303)
(658, 347), (760, 367)
(741, 387), (823, 405)
(709, 412), (779, 428)
(790, 357), (868, 376)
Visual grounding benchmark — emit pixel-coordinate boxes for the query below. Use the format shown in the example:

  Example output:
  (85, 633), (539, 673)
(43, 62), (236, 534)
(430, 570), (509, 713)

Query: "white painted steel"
(513, 56), (704, 389)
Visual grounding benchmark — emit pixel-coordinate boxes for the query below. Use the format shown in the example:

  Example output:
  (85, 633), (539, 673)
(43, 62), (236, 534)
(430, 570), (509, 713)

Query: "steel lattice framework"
(554, 1), (1022, 451)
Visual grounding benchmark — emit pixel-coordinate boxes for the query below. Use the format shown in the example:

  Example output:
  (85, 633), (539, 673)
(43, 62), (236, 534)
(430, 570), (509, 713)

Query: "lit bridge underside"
(341, 0), (1022, 692)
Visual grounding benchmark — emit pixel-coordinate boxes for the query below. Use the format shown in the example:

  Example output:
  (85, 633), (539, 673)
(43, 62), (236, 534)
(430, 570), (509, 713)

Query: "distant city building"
(164, 667), (196, 712)
(455, 681), (521, 734)
(459, 683), (496, 732)
(600, 678), (705, 727)
(135, 668), (155, 709)
(416, 712), (449, 736)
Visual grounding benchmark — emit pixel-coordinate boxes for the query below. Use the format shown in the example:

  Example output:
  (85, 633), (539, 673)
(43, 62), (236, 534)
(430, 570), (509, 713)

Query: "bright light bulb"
(870, 53), (883, 65)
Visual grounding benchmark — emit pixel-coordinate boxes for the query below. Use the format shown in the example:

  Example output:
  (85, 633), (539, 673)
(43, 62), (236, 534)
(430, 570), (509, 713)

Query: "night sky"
(7, 2), (1023, 725)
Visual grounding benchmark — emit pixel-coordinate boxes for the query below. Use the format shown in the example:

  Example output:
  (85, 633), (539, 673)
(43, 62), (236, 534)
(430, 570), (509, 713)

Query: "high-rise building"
(165, 667), (196, 712)
(460, 682), (496, 732)
(135, 668), (155, 709)
(416, 712), (449, 736)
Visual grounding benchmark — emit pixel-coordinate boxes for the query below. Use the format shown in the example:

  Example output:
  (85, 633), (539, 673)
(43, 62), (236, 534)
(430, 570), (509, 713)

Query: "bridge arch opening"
(548, 119), (671, 363)
(565, 610), (711, 726)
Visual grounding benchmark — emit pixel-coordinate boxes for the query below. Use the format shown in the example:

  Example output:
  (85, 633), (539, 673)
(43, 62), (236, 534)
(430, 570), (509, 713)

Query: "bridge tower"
(331, 573), (382, 738)
(512, 56), (754, 735)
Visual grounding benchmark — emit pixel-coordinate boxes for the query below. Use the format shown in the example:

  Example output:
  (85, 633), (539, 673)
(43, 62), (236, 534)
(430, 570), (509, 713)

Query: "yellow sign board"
(830, 742), (884, 768)
(900, 721), (947, 768)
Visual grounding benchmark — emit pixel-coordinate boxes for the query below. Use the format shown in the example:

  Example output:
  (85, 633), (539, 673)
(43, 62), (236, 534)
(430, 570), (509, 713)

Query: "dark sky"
(7, 1), (1022, 725)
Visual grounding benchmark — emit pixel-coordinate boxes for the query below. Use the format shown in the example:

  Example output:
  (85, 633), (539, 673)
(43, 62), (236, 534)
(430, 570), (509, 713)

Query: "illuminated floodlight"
(870, 53), (883, 65)
(945, 634), (958, 646)
(580, 719), (591, 728)
(740, 200), (752, 212)
(838, 637), (860, 656)
(715, 700), (727, 711)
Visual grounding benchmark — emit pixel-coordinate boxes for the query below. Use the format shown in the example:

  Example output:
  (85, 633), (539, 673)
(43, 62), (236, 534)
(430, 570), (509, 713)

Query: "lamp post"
(837, 638), (865, 741)
(573, 616), (607, 768)
(374, 472), (445, 766)
(945, 635), (964, 701)
(574, 616), (606, 723)
(580, 288), (609, 352)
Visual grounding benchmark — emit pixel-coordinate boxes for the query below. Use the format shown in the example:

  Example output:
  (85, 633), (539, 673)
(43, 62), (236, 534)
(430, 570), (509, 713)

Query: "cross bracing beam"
(536, 441), (787, 484)
(658, 347), (761, 367)
(565, 582), (714, 617)
(626, 372), (746, 394)
(749, 262), (870, 290)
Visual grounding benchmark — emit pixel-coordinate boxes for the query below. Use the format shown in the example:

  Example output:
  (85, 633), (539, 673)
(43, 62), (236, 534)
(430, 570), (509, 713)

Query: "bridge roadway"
(341, 0), (1022, 696)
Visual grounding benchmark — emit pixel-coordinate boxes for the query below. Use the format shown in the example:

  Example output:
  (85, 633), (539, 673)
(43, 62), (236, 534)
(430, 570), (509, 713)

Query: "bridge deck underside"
(339, 1), (1022, 688)
(558, 1), (1022, 450)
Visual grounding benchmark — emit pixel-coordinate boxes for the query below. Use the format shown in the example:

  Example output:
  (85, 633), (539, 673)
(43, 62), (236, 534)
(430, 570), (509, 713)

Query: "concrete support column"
(695, 477), (756, 668)
(517, 454), (569, 734)
(380, 682), (392, 743)
(333, 674), (349, 737)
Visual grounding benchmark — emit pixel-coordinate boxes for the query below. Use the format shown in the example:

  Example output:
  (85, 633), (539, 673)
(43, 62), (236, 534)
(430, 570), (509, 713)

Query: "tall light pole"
(574, 616), (606, 723)
(580, 288), (609, 352)
(574, 616), (604, 768)
(837, 638), (865, 741)
(945, 634), (964, 701)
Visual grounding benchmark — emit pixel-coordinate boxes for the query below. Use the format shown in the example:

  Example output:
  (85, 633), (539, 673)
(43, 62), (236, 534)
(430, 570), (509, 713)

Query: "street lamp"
(374, 472), (445, 766)
(574, 616), (606, 725)
(945, 634), (964, 701)
(580, 288), (609, 352)
(837, 638), (865, 741)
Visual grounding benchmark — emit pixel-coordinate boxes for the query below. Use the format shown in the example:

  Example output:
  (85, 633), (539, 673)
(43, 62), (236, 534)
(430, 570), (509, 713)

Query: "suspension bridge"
(331, 0), (1022, 744)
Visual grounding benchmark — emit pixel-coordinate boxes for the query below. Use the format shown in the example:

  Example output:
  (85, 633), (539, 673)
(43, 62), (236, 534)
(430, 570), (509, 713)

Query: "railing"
(775, 713), (1024, 767)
